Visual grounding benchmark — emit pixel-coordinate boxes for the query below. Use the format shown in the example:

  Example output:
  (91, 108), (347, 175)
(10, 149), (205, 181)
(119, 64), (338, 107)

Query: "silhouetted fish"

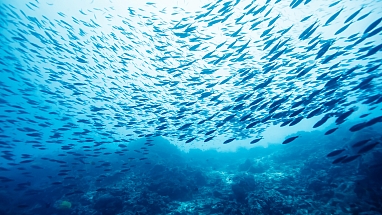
(282, 136), (299, 144)
(250, 138), (262, 144)
(352, 139), (371, 148)
(223, 138), (235, 144)
(341, 155), (361, 163)
(357, 142), (379, 154)
(324, 128), (338, 135)
(327, 149), (345, 157)
(332, 155), (348, 164)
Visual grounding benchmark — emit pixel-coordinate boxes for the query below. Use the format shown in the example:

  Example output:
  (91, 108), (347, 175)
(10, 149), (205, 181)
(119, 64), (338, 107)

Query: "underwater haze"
(1, 0), (382, 214)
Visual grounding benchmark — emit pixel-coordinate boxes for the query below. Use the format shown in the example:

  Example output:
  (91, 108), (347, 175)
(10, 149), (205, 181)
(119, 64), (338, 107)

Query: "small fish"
(223, 138), (235, 144)
(282, 136), (299, 144)
(329, 0), (340, 7)
(358, 43), (382, 59)
(325, 8), (344, 26)
(240, 113), (252, 122)
(344, 7), (363, 23)
(205, 129), (216, 136)
(357, 10), (372, 21)
(185, 137), (196, 143)
(335, 109), (355, 125)
(324, 128), (338, 135)
(290, 0), (304, 9)
(231, 26), (243, 37)
(250, 138), (262, 144)
(335, 22), (352, 35)
(268, 14), (280, 27)
(307, 108), (322, 119)
(313, 114), (330, 128)
(301, 15), (313, 22)
(341, 155), (361, 163)
(223, 114), (236, 122)
(364, 17), (382, 34)
(321, 51), (345, 64)
(332, 155), (348, 164)
(204, 136), (214, 142)
(178, 123), (193, 130)
(289, 107), (305, 117)
(352, 139), (371, 148)
(299, 21), (319, 40)
(327, 149), (345, 157)
(289, 117), (304, 126)
(269, 48), (287, 62)
(246, 121), (259, 129)
(365, 116), (382, 127)
(357, 142), (379, 154)
(280, 119), (293, 127)
(316, 41), (333, 60)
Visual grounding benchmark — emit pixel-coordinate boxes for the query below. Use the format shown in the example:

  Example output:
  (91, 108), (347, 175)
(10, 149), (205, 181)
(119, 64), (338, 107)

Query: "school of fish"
(0, 0), (382, 176)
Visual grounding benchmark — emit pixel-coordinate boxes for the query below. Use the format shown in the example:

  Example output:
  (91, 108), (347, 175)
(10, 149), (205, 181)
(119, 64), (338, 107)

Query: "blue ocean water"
(0, 0), (382, 214)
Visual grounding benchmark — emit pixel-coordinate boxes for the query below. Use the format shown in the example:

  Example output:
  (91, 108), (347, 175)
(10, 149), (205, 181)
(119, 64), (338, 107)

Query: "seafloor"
(1, 123), (381, 215)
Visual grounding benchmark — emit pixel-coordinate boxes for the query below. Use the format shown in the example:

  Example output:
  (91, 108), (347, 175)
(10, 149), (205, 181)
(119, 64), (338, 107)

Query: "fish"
(246, 121), (259, 129)
(324, 8), (344, 26)
(178, 123), (193, 130)
(335, 22), (352, 35)
(326, 149), (345, 157)
(223, 138), (235, 144)
(268, 14), (280, 27)
(324, 127), (338, 135)
(357, 142), (379, 154)
(185, 137), (197, 143)
(0, 1), (380, 205)
(250, 138), (262, 144)
(352, 139), (371, 148)
(289, 117), (304, 126)
(290, 0), (304, 9)
(365, 116), (382, 127)
(341, 154), (361, 163)
(366, 26), (382, 39)
(321, 51), (345, 64)
(350, 116), (382, 132)
(335, 109), (355, 125)
(316, 41), (334, 60)
(205, 129), (216, 136)
(344, 7), (363, 23)
(299, 21), (319, 40)
(363, 17), (382, 34)
(313, 114), (331, 128)
(332, 155), (348, 164)
(204, 136), (215, 142)
(269, 48), (287, 62)
(301, 15), (313, 22)
(359, 114), (370, 118)
(357, 43), (382, 59)
(240, 113), (252, 122)
(280, 119), (293, 127)
(307, 108), (322, 119)
(329, 1), (340, 7)
(282, 136), (299, 144)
